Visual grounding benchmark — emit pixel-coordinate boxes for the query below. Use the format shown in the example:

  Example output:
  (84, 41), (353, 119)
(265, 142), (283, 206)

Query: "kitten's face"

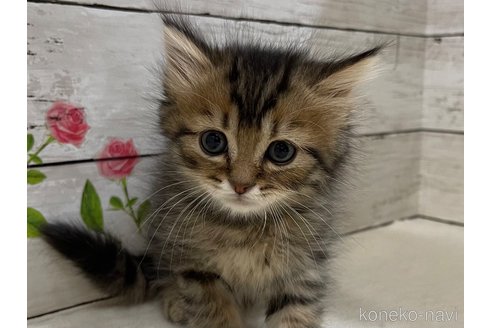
(159, 20), (378, 217)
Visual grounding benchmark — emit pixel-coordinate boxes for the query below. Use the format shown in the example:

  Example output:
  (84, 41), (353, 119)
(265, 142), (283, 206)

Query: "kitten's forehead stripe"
(229, 57), (239, 83)
(222, 112), (229, 129)
(228, 48), (296, 127)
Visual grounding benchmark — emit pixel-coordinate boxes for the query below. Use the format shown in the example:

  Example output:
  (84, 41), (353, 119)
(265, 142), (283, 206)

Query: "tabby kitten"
(41, 15), (380, 328)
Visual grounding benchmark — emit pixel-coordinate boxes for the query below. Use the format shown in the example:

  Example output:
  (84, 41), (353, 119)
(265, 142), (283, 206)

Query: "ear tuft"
(316, 46), (382, 96)
(161, 15), (212, 91)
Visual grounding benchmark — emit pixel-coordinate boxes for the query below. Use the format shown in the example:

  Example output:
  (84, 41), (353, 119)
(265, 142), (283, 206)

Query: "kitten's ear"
(161, 16), (212, 91)
(315, 47), (381, 97)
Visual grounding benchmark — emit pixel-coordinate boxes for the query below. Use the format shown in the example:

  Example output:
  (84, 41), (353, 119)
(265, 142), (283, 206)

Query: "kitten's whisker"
(118, 187), (192, 259)
(271, 206), (285, 260)
(274, 205), (290, 267)
(286, 190), (357, 241)
(265, 184), (337, 225)
(139, 185), (202, 232)
(280, 201), (329, 263)
(270, 209), (278, 263)
(284, 195), (349, 246)
(278, 202), (321, 271)
(159, 190), (207, 272)
(190, 195), (214, 238)
(264, 181), (340, 239)
(152, 188), (204, 278)
(249, 210), (268, 250)
(169, 196), (203, 268)
(185, 194), (214, 260)
(112, 179), (200, 246)
(134, 180), (194, 209)
(172, 191), (210, 266)
(137, 186), (202, 270)
(291, 191), (367, 250)
(327, 175), (352, 189)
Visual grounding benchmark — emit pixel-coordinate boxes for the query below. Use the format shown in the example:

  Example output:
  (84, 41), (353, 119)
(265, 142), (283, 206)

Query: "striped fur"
(151, 16), (380, 327)
(40, 15), (381, 328)
(39, 223), (155, 302)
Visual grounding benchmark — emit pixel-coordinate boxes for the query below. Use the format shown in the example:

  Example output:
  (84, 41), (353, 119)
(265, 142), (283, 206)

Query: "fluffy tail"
(39, 222), (156, 302)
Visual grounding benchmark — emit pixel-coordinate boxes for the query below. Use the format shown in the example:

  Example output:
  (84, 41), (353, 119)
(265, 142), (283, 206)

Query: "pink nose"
(232, 183), (253, 195)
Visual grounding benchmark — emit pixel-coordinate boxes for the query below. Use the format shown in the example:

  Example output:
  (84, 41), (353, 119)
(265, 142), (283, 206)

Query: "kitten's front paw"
(160, 274), (243, 328)
(163, 295), (193, 325)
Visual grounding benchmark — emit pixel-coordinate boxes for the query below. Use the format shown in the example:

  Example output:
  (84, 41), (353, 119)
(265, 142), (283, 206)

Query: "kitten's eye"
(267, 141), (296, 165)
(200, 130), (228, 156)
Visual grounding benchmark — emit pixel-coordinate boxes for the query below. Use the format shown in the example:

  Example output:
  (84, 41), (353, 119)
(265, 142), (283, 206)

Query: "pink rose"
(46, 102), (90, 147)
(97, 139), (139, 179)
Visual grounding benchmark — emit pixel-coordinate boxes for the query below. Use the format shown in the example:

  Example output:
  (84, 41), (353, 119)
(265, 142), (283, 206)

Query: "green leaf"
(27, 207), (47, 238)
(137, 200), (151, 226)
(28, 154), (43, 164)
(109, 196), (124, 210)
(128, 197), (138, 208)
(27, 169), (46, 185)
(80, 180), (104, 232)
(27, 134), (34, 152)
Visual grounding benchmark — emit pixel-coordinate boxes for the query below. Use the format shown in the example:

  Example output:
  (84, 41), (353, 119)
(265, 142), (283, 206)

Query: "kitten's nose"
(231, 182), (254, 195)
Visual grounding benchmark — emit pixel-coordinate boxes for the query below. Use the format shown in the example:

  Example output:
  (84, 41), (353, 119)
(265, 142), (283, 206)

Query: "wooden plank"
(422, 37), (463, 131)
(426, 0), (464, 35)
(419, 133), (463, 222)
(345, 133), (420, 231)
(28, 219), (463, 327)
(29, 3), (441, 164)
(27, 3), (167, 164)
(46, 0), (433, 35)
(27, 134), (421, 316)
(27, 100), (166, 165)
(28, 299), (172, 328)
(369, 36), (424, 133)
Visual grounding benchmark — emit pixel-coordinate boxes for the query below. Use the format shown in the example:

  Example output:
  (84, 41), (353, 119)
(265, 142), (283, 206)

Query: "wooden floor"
(28, 218), (463, 328)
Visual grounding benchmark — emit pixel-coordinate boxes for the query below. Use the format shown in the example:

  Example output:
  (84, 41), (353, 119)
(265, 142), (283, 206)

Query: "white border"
(0, 0), (27, 325)
(465, 1), (491, 327)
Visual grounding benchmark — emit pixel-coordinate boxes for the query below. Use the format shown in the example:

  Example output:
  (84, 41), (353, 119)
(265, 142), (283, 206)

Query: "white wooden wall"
(27, 0), (463, 321)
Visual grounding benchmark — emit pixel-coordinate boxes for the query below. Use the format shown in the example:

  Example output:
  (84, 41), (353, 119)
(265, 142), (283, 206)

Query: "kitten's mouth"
(225, 194), (257, 206)
(208, 181), (269, 214)
(217, 193), (266, 214)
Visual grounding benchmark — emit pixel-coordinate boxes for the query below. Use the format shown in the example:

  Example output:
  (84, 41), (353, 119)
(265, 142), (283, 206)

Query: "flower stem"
(28, 136), (55, 164)
(121, 177), (138, 226)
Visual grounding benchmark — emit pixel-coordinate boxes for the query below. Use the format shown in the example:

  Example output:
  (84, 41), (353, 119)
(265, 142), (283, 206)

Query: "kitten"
(40, 15), (380, 328)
